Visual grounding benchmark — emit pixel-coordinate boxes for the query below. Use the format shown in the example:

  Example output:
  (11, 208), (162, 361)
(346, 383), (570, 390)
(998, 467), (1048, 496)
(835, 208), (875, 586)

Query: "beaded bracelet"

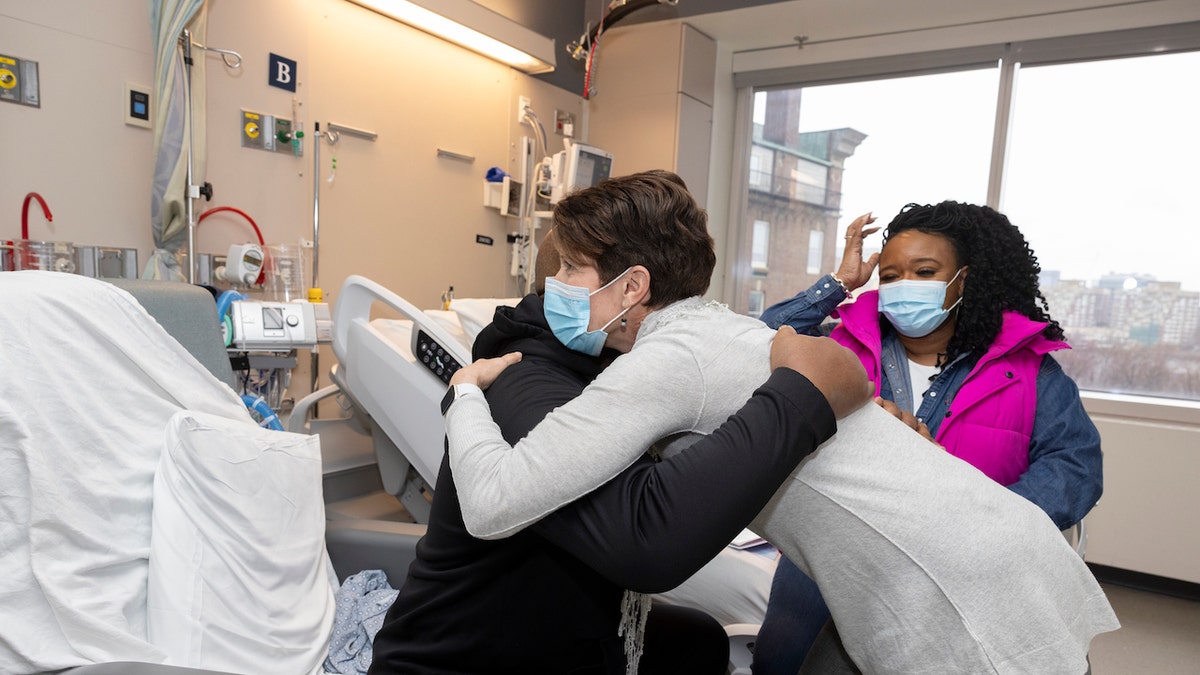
(831, 274), (852, 298)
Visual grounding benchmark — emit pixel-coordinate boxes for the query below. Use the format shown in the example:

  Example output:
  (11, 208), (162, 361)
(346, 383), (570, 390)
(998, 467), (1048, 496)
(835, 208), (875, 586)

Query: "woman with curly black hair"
(753, 201), (1103, 674)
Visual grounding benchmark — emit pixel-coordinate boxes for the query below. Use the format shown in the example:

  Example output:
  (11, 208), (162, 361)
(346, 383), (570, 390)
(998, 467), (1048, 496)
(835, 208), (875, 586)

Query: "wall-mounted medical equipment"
(75, 245), (139, 279)
(220, 243), (265, 286)
(0, 52), (39, 107)
(549, 140), (614, 203)
(11, 240), (75, 272)
(228, 300), (317, 350)
(240, 109), (303, 156)
(263, 244), (308, 302)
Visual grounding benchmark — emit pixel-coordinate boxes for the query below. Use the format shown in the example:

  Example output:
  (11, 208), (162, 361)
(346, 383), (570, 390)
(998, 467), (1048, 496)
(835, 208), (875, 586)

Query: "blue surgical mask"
(877, 268), (964, 338)
(543, 268), (634, 356)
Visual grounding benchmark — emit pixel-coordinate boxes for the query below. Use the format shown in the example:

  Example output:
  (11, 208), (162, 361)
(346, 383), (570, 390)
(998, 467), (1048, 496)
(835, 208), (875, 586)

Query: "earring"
(621, 317), (628, 329)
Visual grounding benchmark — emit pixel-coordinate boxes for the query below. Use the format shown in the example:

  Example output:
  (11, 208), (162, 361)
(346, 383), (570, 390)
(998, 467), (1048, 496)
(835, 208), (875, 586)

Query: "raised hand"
(834, 212), (881, 292)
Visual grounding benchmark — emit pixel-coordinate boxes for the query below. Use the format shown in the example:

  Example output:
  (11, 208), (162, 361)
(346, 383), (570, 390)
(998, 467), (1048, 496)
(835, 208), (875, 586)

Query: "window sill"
(1080, 390), (1200, 426)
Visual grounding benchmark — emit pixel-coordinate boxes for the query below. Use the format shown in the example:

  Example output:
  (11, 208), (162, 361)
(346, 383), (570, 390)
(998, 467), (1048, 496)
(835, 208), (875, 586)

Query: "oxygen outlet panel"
(240, 109), (302, 156)
(0, 53), (39, 107)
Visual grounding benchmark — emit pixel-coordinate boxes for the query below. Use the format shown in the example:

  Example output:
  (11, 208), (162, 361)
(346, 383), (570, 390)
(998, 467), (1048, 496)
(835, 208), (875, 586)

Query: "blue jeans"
(751, 556), (830, 675)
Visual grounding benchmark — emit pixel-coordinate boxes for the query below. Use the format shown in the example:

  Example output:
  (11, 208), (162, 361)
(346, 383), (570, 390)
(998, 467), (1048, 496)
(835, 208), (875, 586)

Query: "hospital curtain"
(144, 0), (208, 280)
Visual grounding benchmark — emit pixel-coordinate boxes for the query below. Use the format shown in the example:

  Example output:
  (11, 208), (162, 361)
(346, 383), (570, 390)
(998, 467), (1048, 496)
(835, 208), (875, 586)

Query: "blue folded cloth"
(323, 569), (400, 675)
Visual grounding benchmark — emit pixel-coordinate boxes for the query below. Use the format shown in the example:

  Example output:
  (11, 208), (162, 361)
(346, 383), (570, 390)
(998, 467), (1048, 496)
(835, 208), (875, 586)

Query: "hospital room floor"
(1089, 582), (1200, 674)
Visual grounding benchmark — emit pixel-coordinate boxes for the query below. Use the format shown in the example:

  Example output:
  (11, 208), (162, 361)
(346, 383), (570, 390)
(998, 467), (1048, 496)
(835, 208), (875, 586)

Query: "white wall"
(0, 1), (155, 254)
(0, 0), (581, 398)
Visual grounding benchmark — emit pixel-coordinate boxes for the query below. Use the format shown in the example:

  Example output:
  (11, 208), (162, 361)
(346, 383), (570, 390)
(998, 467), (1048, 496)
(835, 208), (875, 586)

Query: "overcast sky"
(762, 50), (1200, 292)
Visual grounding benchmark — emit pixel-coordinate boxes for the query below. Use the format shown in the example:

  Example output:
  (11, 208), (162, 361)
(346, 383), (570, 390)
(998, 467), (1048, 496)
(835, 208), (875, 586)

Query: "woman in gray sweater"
(447, 171), (1118, 674)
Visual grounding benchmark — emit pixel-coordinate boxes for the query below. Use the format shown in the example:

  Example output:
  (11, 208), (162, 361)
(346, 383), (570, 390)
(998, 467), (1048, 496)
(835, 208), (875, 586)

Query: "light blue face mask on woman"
(543, 268), (634, 356)
(877, 268), (964, 338)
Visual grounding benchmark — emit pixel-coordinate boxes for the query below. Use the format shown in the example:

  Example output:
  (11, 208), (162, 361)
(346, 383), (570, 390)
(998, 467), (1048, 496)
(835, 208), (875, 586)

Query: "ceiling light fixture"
(348, 0), (555, 74)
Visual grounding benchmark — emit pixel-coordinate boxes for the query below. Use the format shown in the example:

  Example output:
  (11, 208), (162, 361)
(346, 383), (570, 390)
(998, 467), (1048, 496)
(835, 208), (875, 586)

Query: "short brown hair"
(551, 170), (715, 307)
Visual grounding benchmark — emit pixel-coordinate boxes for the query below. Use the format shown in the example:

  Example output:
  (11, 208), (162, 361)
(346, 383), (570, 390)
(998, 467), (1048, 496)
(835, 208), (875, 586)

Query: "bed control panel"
(413, 329), (463, 385)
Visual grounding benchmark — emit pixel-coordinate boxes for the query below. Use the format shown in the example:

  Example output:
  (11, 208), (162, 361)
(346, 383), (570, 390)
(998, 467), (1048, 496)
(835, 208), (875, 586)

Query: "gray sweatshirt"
(447, 297), (1118, 673)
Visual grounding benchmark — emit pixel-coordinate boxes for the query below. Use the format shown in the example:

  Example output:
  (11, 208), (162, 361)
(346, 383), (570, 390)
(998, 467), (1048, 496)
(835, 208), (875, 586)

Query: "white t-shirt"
(907, 359), (940, 412)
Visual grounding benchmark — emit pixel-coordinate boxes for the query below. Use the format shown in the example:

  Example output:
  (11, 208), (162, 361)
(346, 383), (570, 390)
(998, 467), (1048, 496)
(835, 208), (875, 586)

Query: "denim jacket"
(760, 275), (1103, 529)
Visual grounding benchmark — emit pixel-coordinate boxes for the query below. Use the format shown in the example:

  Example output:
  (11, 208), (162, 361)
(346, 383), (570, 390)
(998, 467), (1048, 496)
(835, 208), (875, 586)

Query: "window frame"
(727, 21), (1200, 407)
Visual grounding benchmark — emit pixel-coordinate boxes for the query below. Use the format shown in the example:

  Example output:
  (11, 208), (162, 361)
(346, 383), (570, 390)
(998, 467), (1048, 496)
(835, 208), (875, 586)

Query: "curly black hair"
(882, 201), (1064, 366)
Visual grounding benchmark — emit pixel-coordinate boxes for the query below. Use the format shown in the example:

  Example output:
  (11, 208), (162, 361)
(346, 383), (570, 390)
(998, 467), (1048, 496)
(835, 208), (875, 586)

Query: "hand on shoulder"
(770, 326), (872, 418)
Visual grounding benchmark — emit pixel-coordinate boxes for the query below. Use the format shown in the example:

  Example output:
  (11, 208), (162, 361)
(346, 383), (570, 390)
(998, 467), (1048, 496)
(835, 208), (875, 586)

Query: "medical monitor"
(549, 142), (614, 203)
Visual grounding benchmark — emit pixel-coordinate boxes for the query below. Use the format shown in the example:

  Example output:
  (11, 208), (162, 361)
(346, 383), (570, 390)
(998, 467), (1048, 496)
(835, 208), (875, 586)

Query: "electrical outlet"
(517, 95), (530, 124)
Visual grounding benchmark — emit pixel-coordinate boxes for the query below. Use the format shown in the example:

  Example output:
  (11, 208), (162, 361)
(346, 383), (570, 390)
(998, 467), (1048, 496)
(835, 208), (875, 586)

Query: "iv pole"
(181, 29), (199, 283)
(178, 28), (240, 283)
(311, 122), (323, 397)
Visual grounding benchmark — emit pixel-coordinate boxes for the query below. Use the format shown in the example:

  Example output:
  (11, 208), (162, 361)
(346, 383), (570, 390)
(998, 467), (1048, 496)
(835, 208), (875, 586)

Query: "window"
(791, 158), (829, 204)
(735, 70), (996, 318)
(748, 286), (766, 318)
(731, 27), (1200, 402)
(807, 230), (824, 275)
(1003, 51), (1200, 399)
(751, 220), (770, 273)
(749, 146), (773, 190)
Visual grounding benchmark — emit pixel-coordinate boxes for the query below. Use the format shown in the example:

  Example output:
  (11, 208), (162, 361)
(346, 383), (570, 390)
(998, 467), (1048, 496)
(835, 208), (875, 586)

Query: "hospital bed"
(323, 274), (495, 522)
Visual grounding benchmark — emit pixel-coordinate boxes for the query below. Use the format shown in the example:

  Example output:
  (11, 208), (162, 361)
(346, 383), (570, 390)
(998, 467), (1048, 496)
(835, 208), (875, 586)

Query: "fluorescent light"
(349, 0), (556, 74)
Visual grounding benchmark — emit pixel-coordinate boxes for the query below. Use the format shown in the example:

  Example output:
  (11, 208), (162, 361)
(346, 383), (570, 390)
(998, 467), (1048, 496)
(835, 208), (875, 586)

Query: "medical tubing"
(583, 6), (605, 99)
(583, 0), (666, 47)
(216, 289), (247, 322)
(21, 192), (53, 240)
(241, 394), (284, 431)
(197, 206), (265, 245)
(216, 290), (247, 347)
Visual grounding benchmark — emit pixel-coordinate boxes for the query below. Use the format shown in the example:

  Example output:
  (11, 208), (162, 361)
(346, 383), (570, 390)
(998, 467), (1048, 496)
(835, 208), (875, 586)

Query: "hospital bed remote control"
(413, 329), (463, 384)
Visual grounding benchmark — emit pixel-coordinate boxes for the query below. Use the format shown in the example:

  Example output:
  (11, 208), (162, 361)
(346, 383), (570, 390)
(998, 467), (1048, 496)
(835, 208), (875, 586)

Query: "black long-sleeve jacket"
(368, 294), (835, 674)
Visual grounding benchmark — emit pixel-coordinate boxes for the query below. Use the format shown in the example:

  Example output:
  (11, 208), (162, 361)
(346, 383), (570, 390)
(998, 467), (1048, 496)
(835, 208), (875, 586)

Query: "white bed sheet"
(0, 272), (258, 672)
(1, 272), (339, 674)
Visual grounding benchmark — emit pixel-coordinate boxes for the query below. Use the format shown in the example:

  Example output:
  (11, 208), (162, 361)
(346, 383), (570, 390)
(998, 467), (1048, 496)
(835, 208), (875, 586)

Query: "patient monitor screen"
(574, 148), (613, 190)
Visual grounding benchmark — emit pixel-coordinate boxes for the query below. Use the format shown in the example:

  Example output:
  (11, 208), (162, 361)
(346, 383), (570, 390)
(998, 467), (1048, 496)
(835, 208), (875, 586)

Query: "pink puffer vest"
(830, 292), (1067, 486)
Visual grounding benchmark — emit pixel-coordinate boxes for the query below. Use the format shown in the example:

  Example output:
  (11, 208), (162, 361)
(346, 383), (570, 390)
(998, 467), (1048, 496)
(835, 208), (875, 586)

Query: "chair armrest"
(326, 519), (427, 584)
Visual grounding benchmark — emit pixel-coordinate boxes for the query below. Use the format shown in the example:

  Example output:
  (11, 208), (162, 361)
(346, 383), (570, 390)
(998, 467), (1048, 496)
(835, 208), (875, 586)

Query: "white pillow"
(422, 309), (474, 354)
(147, 410), (335, 675)
(448, 297), (521, 343)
